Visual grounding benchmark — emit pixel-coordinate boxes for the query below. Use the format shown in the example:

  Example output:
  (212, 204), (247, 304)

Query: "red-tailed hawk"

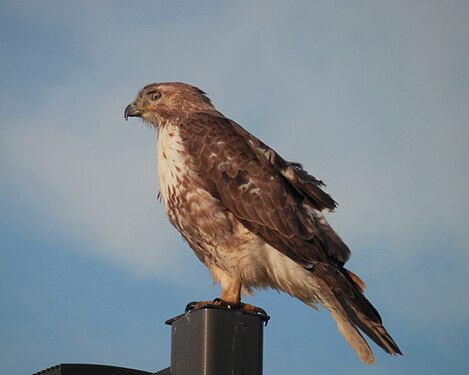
(124, 82), (401, 364)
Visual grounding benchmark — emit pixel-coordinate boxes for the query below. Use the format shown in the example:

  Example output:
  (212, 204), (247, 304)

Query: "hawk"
(124, 82), (401, 364)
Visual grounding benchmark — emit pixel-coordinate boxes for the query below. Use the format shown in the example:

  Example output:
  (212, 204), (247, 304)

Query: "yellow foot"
(190, 298), (240, 310)
(185, 299), (270, 323)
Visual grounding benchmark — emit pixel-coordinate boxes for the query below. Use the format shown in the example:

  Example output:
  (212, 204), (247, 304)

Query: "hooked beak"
(124, 102), (143, 121)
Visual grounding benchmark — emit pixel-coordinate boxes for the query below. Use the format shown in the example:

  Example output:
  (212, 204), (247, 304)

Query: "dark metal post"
(166, 305), (269, 375)
(32, 364), (153, 374)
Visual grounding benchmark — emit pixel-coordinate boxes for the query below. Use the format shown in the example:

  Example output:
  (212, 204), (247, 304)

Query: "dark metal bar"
(153, 367), (171, 375)
(32, 363), (153, 375)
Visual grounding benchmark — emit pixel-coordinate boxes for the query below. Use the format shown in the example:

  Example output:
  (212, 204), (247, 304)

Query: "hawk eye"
(150, 91), (161, 101)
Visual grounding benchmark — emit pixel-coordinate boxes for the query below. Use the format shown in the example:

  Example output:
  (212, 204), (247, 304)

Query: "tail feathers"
(338, 290), (402, 357)
(329, 310), (375, 364)
(315, 265), (402, 364)
(343, 269), (366, 293)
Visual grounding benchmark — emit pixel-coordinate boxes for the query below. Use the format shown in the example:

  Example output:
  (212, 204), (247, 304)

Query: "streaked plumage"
(124, 82), (401, 364)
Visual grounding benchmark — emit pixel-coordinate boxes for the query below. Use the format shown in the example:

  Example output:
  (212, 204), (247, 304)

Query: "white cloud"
(2, 87), (187, 278)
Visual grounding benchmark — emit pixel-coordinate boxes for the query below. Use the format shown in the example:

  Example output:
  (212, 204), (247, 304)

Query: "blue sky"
(1, 1), (468, 374)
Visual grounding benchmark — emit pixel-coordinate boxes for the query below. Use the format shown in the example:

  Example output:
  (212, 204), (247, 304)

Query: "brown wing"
(228, 120), (338, 212)
(179, 112), (351, 266)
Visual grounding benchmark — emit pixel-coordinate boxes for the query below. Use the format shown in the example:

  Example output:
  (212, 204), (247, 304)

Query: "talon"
(185, 301), (198, 312)
(193, 301), (212, 310)
(213, 298), (239, 309)
(184, 300), (270, 324)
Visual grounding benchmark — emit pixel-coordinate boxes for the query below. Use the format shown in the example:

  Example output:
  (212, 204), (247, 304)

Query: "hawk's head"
(124, 82), (214, 126)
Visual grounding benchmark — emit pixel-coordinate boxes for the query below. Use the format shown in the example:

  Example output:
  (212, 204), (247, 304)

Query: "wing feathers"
(280, 164), (337, 211)
(229, 120), (337, 211)
(181, 112), (351, 267)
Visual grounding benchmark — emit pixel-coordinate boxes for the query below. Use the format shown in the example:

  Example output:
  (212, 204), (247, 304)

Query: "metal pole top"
(166, 304), (270, 375)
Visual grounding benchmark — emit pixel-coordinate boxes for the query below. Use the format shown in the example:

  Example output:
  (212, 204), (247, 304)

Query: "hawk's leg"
(192, 277), (242, 309)
(220, 284), (258, 312)
(193, 266), (258, 312)
(220, 278), (242, 305)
